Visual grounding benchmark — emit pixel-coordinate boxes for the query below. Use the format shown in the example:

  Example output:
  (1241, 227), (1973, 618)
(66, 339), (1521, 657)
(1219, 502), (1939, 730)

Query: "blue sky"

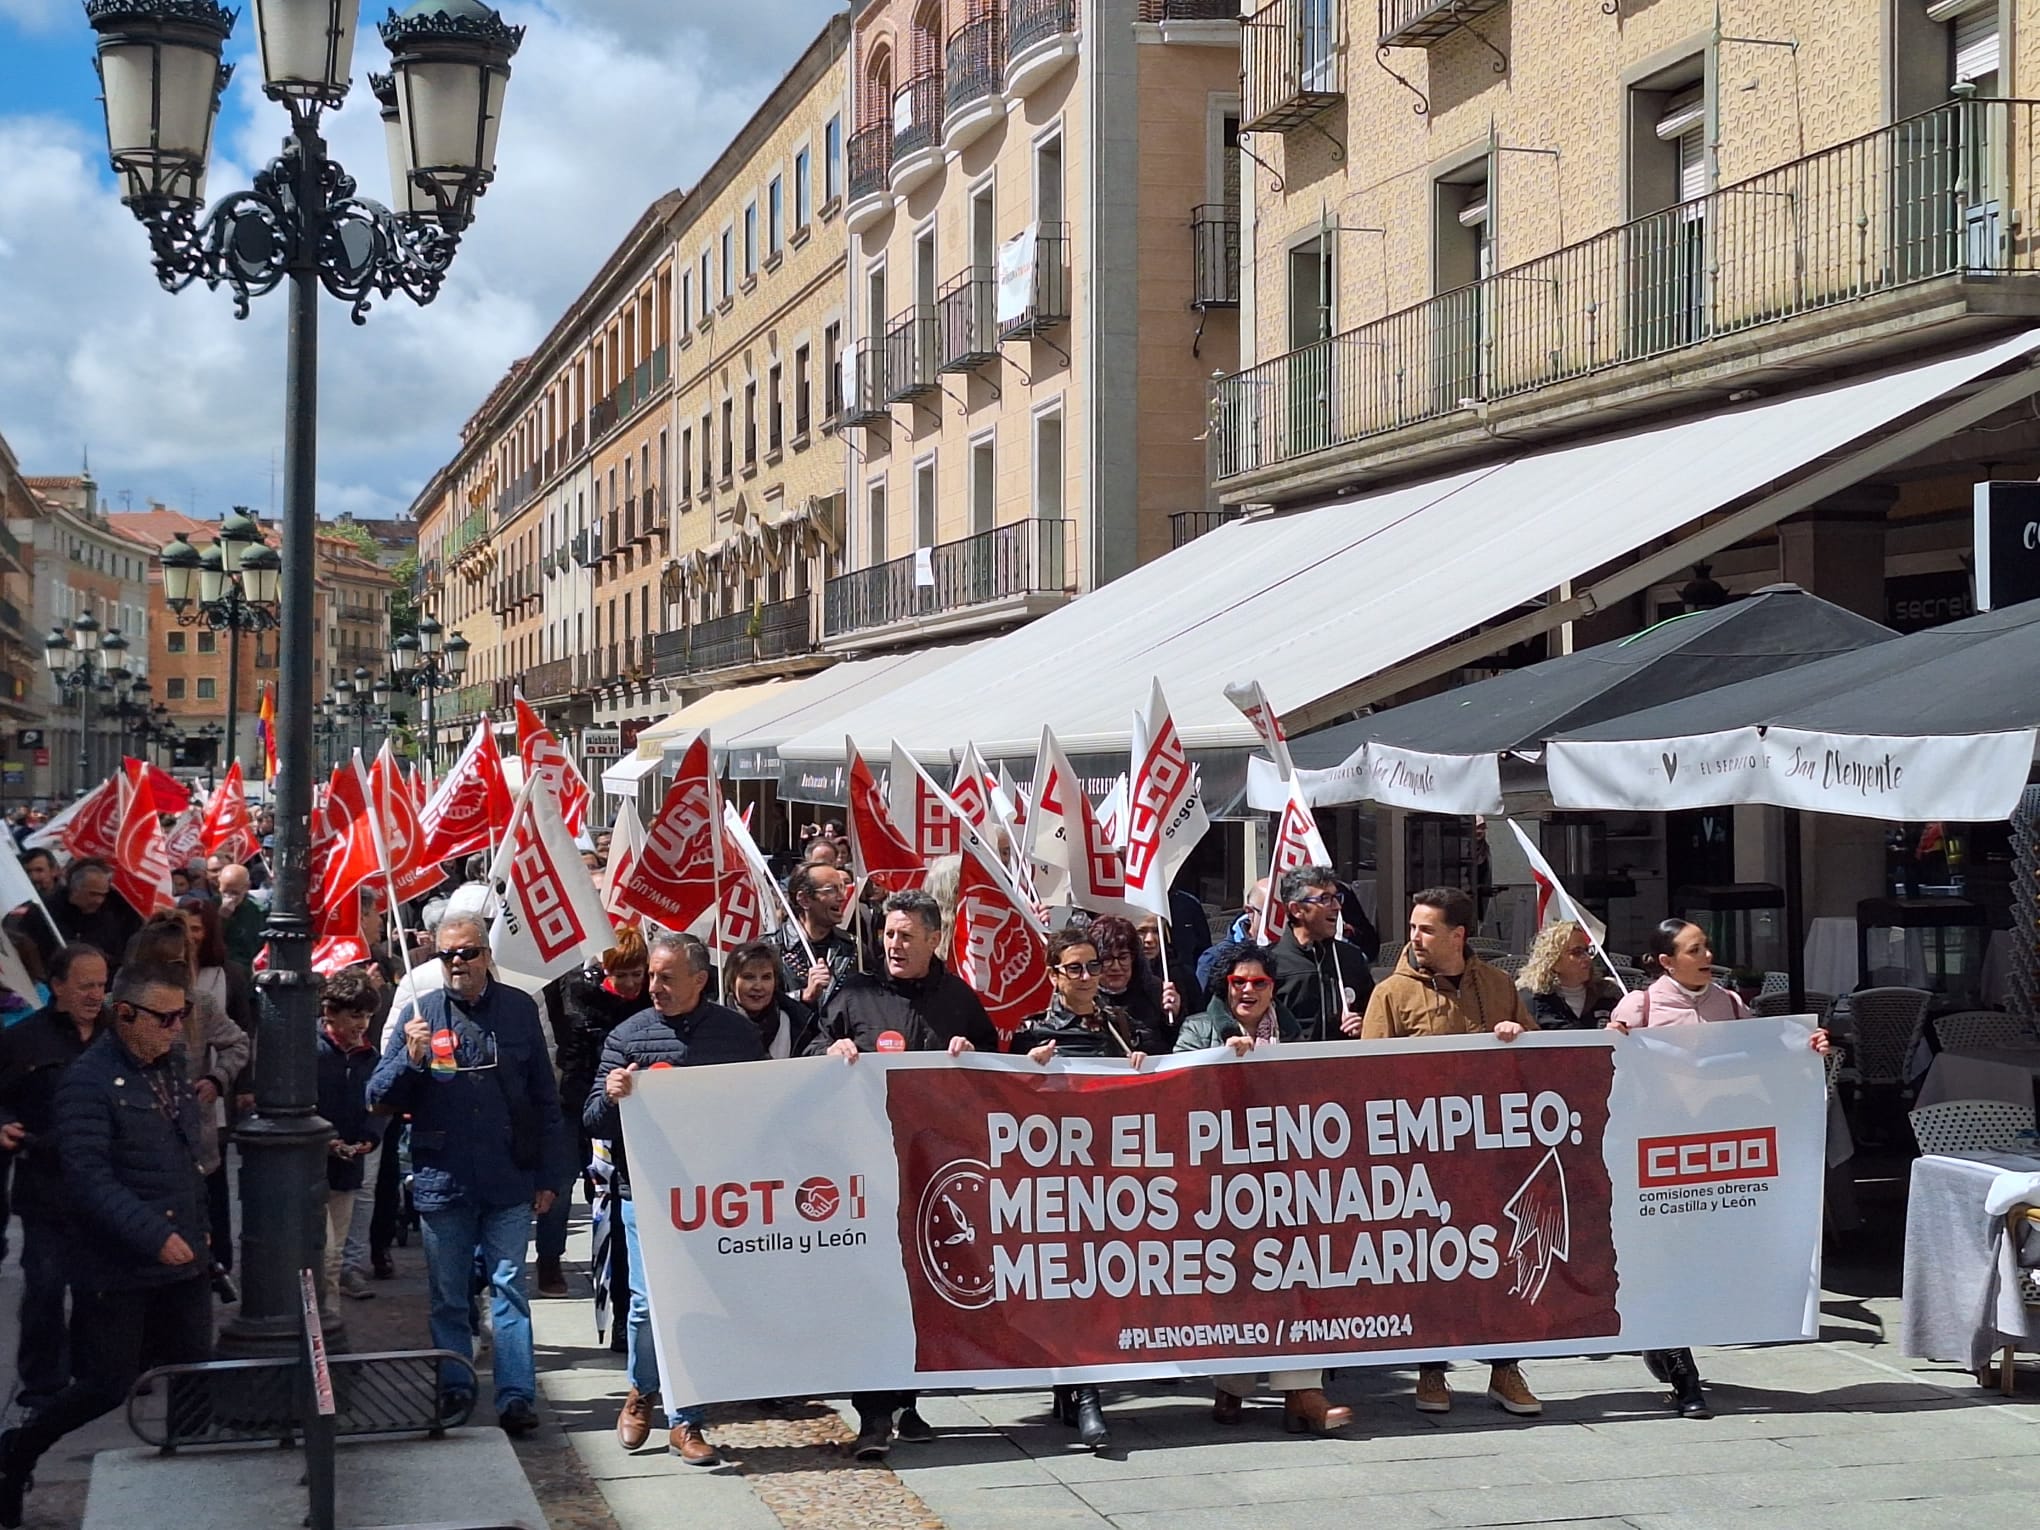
(0, 0), (844, 523)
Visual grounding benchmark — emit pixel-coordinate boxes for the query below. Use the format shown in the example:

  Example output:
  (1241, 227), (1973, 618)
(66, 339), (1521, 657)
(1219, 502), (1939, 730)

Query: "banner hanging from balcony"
(996, 225), (1036, 327)
(618, 1019), (1826, 1402)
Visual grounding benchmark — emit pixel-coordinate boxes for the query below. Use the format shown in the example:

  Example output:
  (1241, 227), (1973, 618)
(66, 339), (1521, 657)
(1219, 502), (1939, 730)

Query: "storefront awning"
(600, 751), (663, 796)
(709, 642), (988, 778)
(779, 331), (2040, 775)
(635, 678), (800, 757)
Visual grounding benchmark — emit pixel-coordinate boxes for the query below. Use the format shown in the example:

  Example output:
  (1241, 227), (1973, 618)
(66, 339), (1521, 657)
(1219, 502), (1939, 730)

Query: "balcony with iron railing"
(891, 72), (945, 197)
(1139, 0), (1241, 16)
(1006, 0), (1078, 96)
(997, 222), (1071, 340)
(0, 519), (22, 568)
(837, 338), (893, 427)
(884, 305), (940, 402)
(1378, 0), (1502, 48)
(1241, 0), (1341, 134)
(945, 12), (1005, 154)
(1192, 204), (1240, 309)
(846, 121), (894, 233)
(650, 592), (817, 679)
(1169, 508), (1244, 548)
(525, 655), (576, 702)
(1216, 95), (2040, 497)
(824, 518), (1074, 643)
(939, 267), (1000, 370)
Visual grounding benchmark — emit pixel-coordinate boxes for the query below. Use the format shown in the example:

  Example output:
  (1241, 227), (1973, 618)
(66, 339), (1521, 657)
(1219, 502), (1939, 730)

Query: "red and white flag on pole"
(163, 810), (205, 869)
(1254, 775), (1334, 943)
(950, 845), (1051, 1046)
(112, 770), (176, 915)
(1506, 819), (1621, 985)
(514, 694), (592, 840)
(715, 801), (781, 949)
(127, 757), (192, 815)
(313, 756), (381, 918)
(612, 734), (718, 931)
(603, 796), (645, 920)
(1224, 678), (1294, 778)
(201, 760), (259, 865)
(1125, 679), (1211, 919)
(846, 739), (925, 894)
(948, 745), (997, 836)
(420, 720), (514, 866)
(487, 775), (616, 980)
(60, 777), (122, 862)
(370, 742), (444, 903)
(1022, 728), (1139, 918)
(891, 742), (978, 864)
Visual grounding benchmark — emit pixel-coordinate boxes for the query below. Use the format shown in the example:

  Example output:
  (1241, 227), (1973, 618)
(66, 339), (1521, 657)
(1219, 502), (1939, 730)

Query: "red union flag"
(62, 776), (122, 862)
(112, 770), (176, 915)
(126, 757), (192, 815)
(420, 721), (513, 866)
(604, 796), (645, 920)
(614, 734), (718, 930)
(370, 742), (443, 903)
(1024, 728), (1137, 918)
(201, 760), (258, 865)
(488, 775), (614, 979)
(1224, 677), (1294, 778)
(949, 848), (1051, 1043)
(847, 739), (924, 894)
(1254, 775), (1334, 942)
(891, 741), (972, 862)
(1125, 678), (1210, 918)
(716, 802), (780, 949)
(949, 746), (996, 834)
(515, 694), (592, 839)
(313, 758), (381, 917)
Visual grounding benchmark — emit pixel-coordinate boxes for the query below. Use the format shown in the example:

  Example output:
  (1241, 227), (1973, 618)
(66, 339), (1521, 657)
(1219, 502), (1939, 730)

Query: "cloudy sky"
(0, 0), (842, 525)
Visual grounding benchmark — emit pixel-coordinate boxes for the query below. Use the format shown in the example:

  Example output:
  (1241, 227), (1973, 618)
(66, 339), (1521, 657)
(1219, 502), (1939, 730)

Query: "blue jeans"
(421, 1200), (536, 1408)
(621, 1196), (700, 1428)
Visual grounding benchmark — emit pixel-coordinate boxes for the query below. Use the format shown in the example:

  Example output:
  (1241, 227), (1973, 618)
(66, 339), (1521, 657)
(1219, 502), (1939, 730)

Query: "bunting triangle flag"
(846, 738), (924, 894)
(112, 769), (176, 916)
(514, 694), (592, 839)
(612, 733), (718, 931)
(486, 774), (616, 980)
(200, 759), (258, 865)
(419, 719), (514, 865)
(1125, 678), (1212, 920)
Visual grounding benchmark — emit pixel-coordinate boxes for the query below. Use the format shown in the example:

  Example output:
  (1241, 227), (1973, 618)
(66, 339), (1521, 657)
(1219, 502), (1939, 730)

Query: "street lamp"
(85, 0), (525, 1391)
(388, 612), (468, 767)
(333, 665), (384, 756)
(44, 613), (123, 794)
(161, 518), (282, 773)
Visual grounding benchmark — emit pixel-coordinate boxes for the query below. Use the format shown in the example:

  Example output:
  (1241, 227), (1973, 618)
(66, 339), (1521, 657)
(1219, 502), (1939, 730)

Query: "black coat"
(317, 1031), (387, 1191)
(1010, 1000), (1155, 1059)
(1521, 979), (1625, 1031)
(48, 892), (143, 974)
(556, 968), (647, 1113)
(803, 960), (1001, 1058)
(769, 920), (860, 1002)
(582, 1000), (765, 1195)
(1268, 929), (1376, 1044)
(0, 1004), (101, 1223)
(58, 1029), (211, 1291)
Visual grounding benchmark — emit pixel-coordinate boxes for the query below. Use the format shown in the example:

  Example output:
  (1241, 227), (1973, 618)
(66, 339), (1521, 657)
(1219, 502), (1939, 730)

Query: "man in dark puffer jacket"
(585, 931), (761, 1466)
(0, 960), (212, 1528)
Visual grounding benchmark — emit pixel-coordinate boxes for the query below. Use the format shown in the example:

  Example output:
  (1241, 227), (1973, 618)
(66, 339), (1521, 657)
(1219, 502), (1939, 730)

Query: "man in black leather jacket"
(0, 960), (211, 1529)
(585, 931), (761, 1466)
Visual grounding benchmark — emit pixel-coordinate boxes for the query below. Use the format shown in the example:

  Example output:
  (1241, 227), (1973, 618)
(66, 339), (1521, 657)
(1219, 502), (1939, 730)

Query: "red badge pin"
(875, 1031), (907, 1053)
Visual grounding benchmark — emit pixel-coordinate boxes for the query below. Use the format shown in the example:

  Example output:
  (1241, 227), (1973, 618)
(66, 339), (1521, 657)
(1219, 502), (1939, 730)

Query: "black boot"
(851, 1411), (892, 1461)
(1050, 1385), (1074, 1426)
(1070, 1387), (1110, 1453)
(1659, 1349), (1712, 1419)
(0, 1426), (32, 1530)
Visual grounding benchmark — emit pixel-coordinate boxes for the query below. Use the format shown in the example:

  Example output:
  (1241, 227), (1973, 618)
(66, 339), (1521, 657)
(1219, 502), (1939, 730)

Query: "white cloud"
(0, 0), (67, 34)
(0, 0), (842, 522)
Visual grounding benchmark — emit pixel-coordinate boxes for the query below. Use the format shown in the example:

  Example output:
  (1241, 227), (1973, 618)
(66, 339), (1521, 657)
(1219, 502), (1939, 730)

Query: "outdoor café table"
(1900, 1150), (2040, 1377)
(1915, 1047), (2040, 1112)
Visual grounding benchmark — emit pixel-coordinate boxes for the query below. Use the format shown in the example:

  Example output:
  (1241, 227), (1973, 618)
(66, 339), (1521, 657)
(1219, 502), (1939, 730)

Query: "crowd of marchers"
(0, 816), (1829, 1519)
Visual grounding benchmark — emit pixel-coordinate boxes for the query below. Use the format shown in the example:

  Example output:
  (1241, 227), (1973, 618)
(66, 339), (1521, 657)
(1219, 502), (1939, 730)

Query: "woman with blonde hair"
(1515, 920), (1624, 1030)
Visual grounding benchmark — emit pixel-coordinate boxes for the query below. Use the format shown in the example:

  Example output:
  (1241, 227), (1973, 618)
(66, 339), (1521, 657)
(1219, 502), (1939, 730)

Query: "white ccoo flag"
(487, 776), (617, 981)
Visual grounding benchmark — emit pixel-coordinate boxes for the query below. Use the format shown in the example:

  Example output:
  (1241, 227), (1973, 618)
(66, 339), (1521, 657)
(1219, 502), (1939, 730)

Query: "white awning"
(709, 642), (988, 774)
(780, 331), (2040, 770)
(636, 679), (800, 757)
(600, 752), (663, 795)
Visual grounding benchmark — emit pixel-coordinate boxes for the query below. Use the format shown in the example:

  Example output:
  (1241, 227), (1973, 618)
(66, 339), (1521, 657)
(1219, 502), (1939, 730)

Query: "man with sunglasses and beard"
(0, 959), (212, 1528)
(369, 914), (566, 1437)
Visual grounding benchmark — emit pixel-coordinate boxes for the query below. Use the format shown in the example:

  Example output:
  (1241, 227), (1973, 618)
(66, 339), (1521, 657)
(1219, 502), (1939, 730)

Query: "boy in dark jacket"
(317, 969), (386, 1304)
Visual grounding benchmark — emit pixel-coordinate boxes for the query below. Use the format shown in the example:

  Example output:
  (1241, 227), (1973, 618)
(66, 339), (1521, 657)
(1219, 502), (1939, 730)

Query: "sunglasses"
(1054, 960), (1105, 978)
(1227, 975), (1272, 992)
(120, 999), (189, 1029)
(436, 945), (488, 964)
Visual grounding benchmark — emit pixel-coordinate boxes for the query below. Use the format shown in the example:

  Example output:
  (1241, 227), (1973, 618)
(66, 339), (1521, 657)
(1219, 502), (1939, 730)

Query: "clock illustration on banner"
(915, 1159), (996, 1310)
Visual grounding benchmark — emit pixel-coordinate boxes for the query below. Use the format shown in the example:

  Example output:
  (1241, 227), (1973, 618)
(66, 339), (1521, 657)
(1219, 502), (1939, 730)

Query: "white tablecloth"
(1804, 916), (1929, 995)
(1901, 1150), (2040, 1371)
(1917, 1047), (2040, 1111)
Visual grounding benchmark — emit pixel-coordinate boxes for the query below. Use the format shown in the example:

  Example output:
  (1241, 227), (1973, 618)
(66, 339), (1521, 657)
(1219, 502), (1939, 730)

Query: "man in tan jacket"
(1359, 886), (1542, 1419)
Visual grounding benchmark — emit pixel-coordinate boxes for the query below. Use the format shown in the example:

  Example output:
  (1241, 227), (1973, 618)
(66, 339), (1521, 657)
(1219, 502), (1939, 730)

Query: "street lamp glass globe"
(334, 679), (355, 703)
(379, 0), (525, 230)
(84, 0), (236, 209)
(198, 542), (228, 606)
(71, 613), (101, 654)
(250, 0), (359, 105)
(368, 70), (431, 218)
(240, 543), (282, 606)
(43, 628), (71, 673)
(444, 630), (470, 676)
(389, 630), (420, 678)
(160, 532), (201, 611)
(371, 679), (392, 709)
(217, 507), (261, 574)
(416, 614), (443, 654)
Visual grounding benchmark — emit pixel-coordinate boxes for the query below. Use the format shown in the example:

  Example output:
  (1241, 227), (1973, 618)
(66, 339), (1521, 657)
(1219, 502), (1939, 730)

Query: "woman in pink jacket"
(1608, 919), (1829, 1419)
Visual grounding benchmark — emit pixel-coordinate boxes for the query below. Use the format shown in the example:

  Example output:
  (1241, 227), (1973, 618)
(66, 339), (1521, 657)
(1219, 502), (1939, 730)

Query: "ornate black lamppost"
(83, 0), (524, 1374)
(160, 508), (281, 772)
(388, 613), (468, 767)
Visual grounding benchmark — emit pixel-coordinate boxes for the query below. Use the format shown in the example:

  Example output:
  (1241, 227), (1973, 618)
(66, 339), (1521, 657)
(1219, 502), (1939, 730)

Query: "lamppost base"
(218, 1111), (347, 1358)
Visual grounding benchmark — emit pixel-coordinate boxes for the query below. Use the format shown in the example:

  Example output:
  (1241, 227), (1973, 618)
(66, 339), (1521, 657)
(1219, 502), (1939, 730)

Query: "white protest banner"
(619, 1019), (1826, 1402)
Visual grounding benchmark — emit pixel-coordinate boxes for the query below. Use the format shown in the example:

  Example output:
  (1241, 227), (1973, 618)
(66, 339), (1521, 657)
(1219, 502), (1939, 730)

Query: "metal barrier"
(126, 1349), (478, 1450)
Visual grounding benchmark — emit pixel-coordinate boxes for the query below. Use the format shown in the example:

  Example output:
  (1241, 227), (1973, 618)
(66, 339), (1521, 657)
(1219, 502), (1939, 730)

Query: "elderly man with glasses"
(0, 959), (212, 1529)
(368, 913), (567, 1436)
